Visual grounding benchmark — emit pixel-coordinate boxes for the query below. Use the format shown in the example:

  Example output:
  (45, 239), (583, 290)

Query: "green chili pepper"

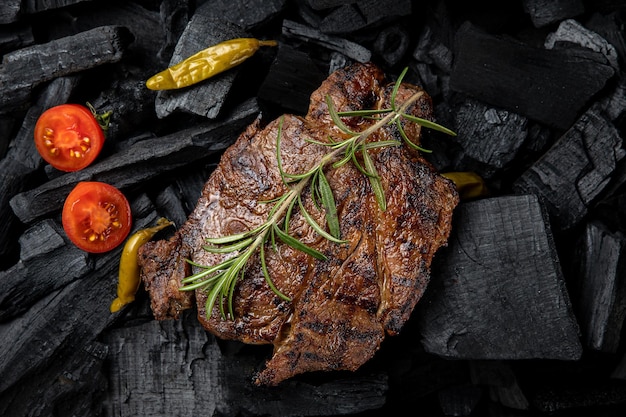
(146, 38), (278, 90)
(110, 217), (174, 313)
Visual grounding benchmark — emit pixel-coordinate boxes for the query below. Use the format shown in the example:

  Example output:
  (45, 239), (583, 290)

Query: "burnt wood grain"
(417, 194), (583, 360)
(450, 22), (615, 130)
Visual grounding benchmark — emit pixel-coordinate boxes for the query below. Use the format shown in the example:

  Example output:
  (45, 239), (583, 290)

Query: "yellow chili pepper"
(146, 38), (278, 90)
(442, 171), (489, 200)
(110, 217), (174, 313)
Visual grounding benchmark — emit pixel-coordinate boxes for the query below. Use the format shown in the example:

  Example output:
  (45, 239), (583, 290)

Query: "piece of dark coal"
(0, 25), (132, 114)
(587, 12), (626, 69)
(194, 0), (287, 31)
(373, 25), (411, 67)
(0, 194), (156, 414)
(154, 16), (249, 119)
(437, 385), (483, 416)
(450, 22), (615, 130)
(316, 0), (413, 35)
(469, 361), (530, 410)
(0, 22), (33, 54)
(0, 0), (20, 23)
(305, 0), (354, 10)
(417, 194), (583, 360)
(452, 97), (529, 179)
(572, 221), (626, 353)
(103, 311), (387, 417)
(545, 18), (620, 71)
(0, 219), (92, 321)
(522, 0), (585, 28)
(9, 98), (259, 224)
(22, 0), (91, 14)
(513, 107), (625, 230)
(257, 43), (327, 116)
(281, 19), (372, 63)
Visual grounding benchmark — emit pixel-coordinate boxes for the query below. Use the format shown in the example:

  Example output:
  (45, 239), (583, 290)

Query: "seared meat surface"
(138, 62), (459, 386)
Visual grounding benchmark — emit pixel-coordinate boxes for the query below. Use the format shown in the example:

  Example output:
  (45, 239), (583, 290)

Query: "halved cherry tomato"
(34, 104), (105, 172)
(62, 182), (132, 253)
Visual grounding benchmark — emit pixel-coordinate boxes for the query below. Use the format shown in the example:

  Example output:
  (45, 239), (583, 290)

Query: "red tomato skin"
(62, 182), (132, 253)
(34, 104), (105, 172)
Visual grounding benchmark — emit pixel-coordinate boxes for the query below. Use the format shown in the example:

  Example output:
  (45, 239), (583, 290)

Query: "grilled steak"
(138, 62), (459, 386)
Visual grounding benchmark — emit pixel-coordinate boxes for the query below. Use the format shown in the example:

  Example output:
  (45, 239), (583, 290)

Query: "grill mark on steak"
(137, 62), (459, 386)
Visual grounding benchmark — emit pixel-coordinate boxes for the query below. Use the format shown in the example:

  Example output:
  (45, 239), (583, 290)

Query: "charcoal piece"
(22, 0), (92, 14)
(0, 195), (156, 398)
(282, 19), (372, 63)
(545, 19), (619, 70)
(154, 16), (247, 119)
(355, 0), (412, 26)
(450, 22), (615, 130)
(417, 195), (583, 360)
(0, 341), (108, 417)
(0, 23), (34, 54)
(587, 12), (626, 69)
(0, 159), (34, 265)
(318, 5), (366, 34)
(0, 25), (131, 113)
(258, 44), (327, 115)
(613, 352), (626, 380)
(531, 378), (626, 413)
(413, 25), (454, 73)
(373, 25), (410, 66)
(0, 0), (20, 24)
(103, 315), (387, 416)
(195, 0), (287, 31)
(0, 219), (92, 321)
(305, 0), (354, 9)
(154, 185), (190, 228)
(90, 77), (159, 142)
(318, 0), (412, 34)
(9, 99), (259, 224)
(522, 0), (585, 28)
(438, 385), (483, 416)
(18, 218), (65, 262)
(513, 108), (625, 230)
(469, 361), (530, 410)
(454, 97), (529, 179)
(573, 221), (626, 353)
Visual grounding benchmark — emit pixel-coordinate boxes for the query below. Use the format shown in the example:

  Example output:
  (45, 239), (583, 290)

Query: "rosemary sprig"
(180, 67), (456, 320)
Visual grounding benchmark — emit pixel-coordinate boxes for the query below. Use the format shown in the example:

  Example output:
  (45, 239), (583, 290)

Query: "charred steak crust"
(138, 62), (459, 386)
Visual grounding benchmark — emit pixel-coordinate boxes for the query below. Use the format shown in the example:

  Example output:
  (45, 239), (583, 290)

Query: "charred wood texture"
(0, 25), (131, 113)
(417, 195), (583, 360)
(450, 22), (615, 130)
(2, 0), (626, 416)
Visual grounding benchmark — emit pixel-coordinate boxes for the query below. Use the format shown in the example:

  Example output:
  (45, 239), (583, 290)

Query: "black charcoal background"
(1, 0), (626, 416)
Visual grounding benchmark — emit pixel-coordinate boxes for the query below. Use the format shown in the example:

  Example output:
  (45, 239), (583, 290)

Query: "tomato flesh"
(62, 182), (132, 253)
(34, 104), (105, 172)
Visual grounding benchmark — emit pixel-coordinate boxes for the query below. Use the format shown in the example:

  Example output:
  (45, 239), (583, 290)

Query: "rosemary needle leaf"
(260, 244), (291, 301)
(317, 170), (341, 239)
(298, 196), (346, 244)
(203, 237), (253, 253)
(336, 109), (390, 117)
(363, 140), (401, 150)
(401, 113), (457, 136)
(326, 95), (357, 135)
(390, 67), (409, 111)
(396, 119), (432, 153)
(362, 145), (387, 211)
(272, 223), (327, 260)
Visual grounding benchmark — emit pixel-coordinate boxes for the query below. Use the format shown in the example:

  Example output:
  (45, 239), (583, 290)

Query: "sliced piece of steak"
(138, 62), (459, 386)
